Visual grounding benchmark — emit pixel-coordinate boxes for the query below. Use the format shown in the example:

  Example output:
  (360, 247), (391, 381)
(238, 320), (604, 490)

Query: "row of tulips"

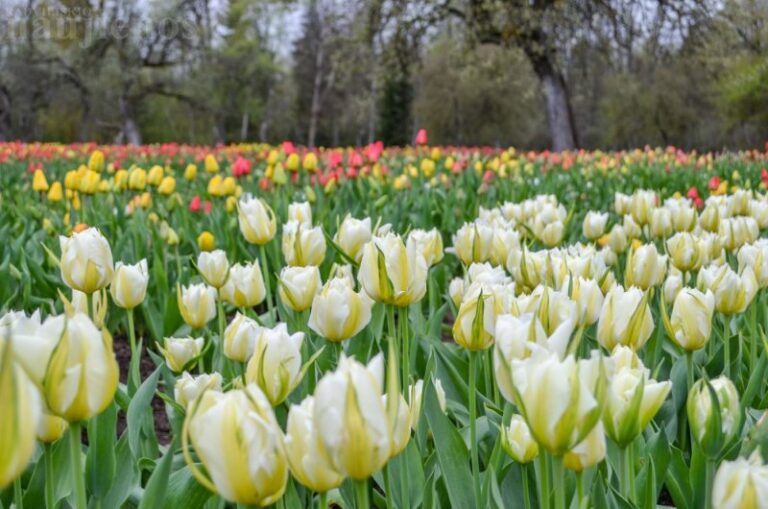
(2, 144), (768, 509)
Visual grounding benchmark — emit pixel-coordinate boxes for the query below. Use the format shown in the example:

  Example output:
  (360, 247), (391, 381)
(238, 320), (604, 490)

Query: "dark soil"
(113, 331), (172, 445)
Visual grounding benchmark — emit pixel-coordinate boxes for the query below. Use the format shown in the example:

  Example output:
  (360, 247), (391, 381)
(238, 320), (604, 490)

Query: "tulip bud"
(688, 376), (740, 458)
(223, 313), (262, 363)
(624, 244), (667, 290)
(663, 269), (684, 304)
(302, 153), (318, 172)
(178, 283), (217, 329)
(245, 323), (304, 406)
(174, 371), (223, 410)
(564, 423), (606, 472)
(570, 276), (604, 326)
(490, 227), (520, 266)
(540, 220), (565, 247)
(668, 288), (715, 351)
(500, 414), (539, 464)
(406, 228), (444, 267)
(33, 169), (49, 192)
(110, 259), (149, 309)
(67, 288), (108, 328)
(583, 211), (608, 240)
(197, 250), (230, 289)
(449, 277), (465, 308)
(0, 338), (41, 488)
(158, 176), (176, 195)
(384, 392), (411, 457)
(453, 286), (500, 351)
(282, 221), (327, 267)
(668, 201), (697, 232)
(2, 311), (65, 385)
(221, 176), (236, 195)
(147, 165), (164, 186)
(197, 231), (215, 251)
(712, 454), (768, 509)
(597, 285), (654, 352)
(313, 354), (392, 479)
(603, 346), (671, 446)
(700, 203), (721, 232)
(738, 241), (768, 288)
(160, 336), (205, 373)
(727, 190), (750, 216)
(328, 263), (356, 287)
(510, 351), (604, 455)
(667, 232), (704, 273)
(43, 313), (119, 422)
(278, 266), (321, 312)
(48, 181), (63, 201)
(208, 175), (224, 197)
(334, 215), (373, 263)
(59, 227), (114, 294)
(238, 194), (277, 245)
(720, 217), (759, 251)
(284, 397), (344, 493)
(204, 154), (219, 173)
(452, 221), (494, 264)
(286, 153), (300, 172)
(128, 168), (147, 190)
(184, 385), (287, 506)
(629, 190), (656, 226)
(288, 201), (312, 225)
(309, 277), (373, 342)
(614, 193), (631, 215)
(37, 409), (68, 443)
(408, 380), (425, 430)
(697, 264), (757, 315)
(358, 233), (428, 306)
(220, 262), (266, 309)
(607, 224), (628, 253)
(88, 150), (104, 173)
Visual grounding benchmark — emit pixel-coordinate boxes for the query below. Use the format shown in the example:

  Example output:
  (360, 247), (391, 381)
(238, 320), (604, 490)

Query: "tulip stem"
(522, 464), (532, 509)
(69, 422), (87, 509)
(383, 465), (395, 509)
(723, 315), (731, 378)
(704, 459), (715, 509)
(685, 351), (694, 393)
(86, 292), (94, 322)
(174, 245), (183, 281)
(217, 297), (226, 344)
(537, 452), (551, 509)
(619, 445), (635, 503)
(749, 300), (757, 373)
(127, 308), (140, 392)
(551, 455), (566, 509)
(576, 470), (585, 508)
(400, 306), (410, 397)
(14, 476), (23, 509)
(44, 443), (55, 509)
(354, 479), (370, 509)
(468, 350), (481, 506)
(258, 245), (274, 325)
(318, 492), (328, 509)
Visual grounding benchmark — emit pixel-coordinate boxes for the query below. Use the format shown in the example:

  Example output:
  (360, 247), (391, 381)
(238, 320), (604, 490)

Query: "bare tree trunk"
(119, 96), (142, 145)
(213, 115), (226, 145)
(240, 111), (249, 141)
(307, 41), (325, 148)
(534, 59), (577, 151)
(78, 92), (91, 142)
(0, 85), (10, 141)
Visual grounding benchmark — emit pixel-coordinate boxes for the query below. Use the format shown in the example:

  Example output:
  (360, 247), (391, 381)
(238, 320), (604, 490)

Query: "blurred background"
(0, 0), (766, 150)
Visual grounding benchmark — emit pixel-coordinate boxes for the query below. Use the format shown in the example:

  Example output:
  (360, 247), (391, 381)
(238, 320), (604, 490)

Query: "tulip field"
(3, 140), (768, 509)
